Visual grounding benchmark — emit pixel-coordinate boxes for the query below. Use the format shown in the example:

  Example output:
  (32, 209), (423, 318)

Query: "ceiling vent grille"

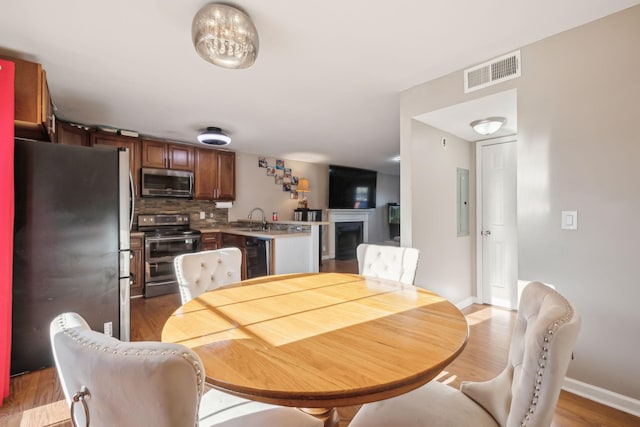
(464, 50), (521, 93)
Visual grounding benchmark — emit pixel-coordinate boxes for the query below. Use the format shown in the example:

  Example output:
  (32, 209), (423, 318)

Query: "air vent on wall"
(464, 50), (521, 93)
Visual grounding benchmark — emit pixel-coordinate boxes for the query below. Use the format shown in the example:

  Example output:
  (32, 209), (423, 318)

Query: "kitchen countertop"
(271, 220), (330, 226)
(192, 225), (310, 239)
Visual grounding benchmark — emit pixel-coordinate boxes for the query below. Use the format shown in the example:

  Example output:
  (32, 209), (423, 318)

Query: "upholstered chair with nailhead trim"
(50, 312), (322, 427)
(174, 247), (242, 305)
(349, 281), (581, 427)
(357, 243), (420, 285)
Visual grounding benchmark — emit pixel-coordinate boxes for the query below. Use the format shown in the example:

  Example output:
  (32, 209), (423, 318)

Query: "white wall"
(400, 5), (640, 401)
(409, 123), (475, 303)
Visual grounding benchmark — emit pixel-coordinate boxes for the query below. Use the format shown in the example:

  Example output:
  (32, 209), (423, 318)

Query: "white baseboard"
(563, 377), (640, 417)
(455, 297), (474, 310)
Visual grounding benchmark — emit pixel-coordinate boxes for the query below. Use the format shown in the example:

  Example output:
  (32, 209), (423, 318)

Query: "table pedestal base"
(300, 407), (339, 427)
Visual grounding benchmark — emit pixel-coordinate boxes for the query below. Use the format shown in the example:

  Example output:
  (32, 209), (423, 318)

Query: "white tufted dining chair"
(174, 247), (242, 305)
(357, 243), (420, 285)
(349, 281), (581, 427)
(50, 312), (322, 427)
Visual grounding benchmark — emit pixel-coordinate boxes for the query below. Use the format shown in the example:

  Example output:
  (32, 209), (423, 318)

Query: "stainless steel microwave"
(141, 168), (194, 198)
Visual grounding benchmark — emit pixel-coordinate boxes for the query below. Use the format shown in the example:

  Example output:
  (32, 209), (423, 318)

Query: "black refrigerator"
(11, 139), (131, 375)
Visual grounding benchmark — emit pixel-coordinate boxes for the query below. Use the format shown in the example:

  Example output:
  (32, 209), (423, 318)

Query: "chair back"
(357, 243), (420, 285)
(50, 312), (204, 427)
(461, 282), (581, 427)
(174, 247), (242, 304)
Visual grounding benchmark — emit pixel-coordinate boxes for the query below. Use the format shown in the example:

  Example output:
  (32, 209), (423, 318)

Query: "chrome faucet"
(248, 207), (266, 229)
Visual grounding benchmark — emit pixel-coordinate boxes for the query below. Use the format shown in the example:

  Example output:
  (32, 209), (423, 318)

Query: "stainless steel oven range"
(137, 214), (201, 297)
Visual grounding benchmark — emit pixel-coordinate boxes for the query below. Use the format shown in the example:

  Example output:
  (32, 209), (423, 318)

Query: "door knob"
(483, 230), (492, 236)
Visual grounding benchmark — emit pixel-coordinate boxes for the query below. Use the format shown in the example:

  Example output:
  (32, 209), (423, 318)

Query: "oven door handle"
(145, 235), (201, 243)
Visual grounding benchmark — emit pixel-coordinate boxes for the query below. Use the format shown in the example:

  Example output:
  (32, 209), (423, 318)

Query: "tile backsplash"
(134, 198), (228, 227)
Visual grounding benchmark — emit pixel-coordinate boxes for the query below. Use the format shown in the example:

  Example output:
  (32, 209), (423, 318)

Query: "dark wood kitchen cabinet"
(91, 131), (141, 196)
(1, 55), (54, 141)
(200, 232), (220, 251)
(55, 120), (91, 146)
(194, 148), (235, 201)
(129, 234), (144, 297)
(141, 139), (194, 171)
(221, 233), (246, 280)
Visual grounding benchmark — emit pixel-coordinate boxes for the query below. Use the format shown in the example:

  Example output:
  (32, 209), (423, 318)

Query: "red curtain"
(0, 59), (15, 405)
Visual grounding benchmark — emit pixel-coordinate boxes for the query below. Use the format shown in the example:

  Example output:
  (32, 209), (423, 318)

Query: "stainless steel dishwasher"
(244, 237), (271, 279)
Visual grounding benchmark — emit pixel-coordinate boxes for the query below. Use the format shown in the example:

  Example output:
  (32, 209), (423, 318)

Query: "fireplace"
(335, 221), (363, 260)
(327, 209), (370, 260)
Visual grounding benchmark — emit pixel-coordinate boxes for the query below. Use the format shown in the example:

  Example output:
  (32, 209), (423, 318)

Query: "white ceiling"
(1, 1), (638, 174)
(415, 89), (518, 142)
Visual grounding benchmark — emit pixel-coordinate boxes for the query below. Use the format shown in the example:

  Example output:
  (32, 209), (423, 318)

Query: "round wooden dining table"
(161, 272), (469, 426)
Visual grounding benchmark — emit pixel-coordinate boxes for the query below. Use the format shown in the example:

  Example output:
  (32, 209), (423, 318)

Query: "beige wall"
(401, 6), (640, 400)
(409, 123), (475, 303)
(229, 152), (328, 222)
(229, 152), (400, 254)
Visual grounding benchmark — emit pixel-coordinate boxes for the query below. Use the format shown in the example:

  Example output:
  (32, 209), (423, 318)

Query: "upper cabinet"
(1, 56), (54, 141)
(91, 132), (141, 196)
(216, 150), (236, 200)
(194, 148), (235, 201)
(141, 139), (194, 171)
(55, 120), (90, 146)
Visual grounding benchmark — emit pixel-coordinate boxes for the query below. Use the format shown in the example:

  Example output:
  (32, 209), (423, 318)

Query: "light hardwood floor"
(1, 259), (638, 426)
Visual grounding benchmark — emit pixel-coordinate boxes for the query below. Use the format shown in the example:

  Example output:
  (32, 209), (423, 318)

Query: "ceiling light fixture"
(192, 3), (259, 69)
(197, 127), (231, 146)
(470, 117), (506, 135)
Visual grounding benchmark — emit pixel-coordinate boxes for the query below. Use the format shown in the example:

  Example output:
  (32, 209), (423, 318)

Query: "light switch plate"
(561, 211), (578, 230)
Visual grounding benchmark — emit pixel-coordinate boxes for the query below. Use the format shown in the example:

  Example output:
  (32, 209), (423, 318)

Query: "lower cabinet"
(200, 232), (220, 250)
(220, 233), (247, 280)
(273, 236), (314, 274)
(130, 234), (144, 297)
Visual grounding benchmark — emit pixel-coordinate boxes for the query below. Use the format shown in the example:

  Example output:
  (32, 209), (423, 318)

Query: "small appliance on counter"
(293, 208), (322, 222)
(137, 214), (201, 297)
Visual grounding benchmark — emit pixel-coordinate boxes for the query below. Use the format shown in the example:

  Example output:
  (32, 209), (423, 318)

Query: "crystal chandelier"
(192, 3), (259, 69)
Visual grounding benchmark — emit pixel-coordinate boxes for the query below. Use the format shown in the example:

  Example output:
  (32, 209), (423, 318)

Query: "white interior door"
(480, 141), (517, 309)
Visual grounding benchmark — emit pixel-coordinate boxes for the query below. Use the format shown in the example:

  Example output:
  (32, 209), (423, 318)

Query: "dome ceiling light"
(198, 127), (231, 146)
(192, 3), (259, 69)
(470, 117), (506, 136)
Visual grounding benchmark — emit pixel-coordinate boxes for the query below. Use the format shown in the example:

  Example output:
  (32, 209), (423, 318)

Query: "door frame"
(475, 134), (518, 306)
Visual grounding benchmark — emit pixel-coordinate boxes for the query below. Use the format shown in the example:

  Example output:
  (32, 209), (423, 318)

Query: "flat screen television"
(329, 165), (377, 209)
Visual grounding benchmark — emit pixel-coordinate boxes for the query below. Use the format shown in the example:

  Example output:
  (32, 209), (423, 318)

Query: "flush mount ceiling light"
(192, 3), (259, 69)
(198, 127), (231, 146)
(470, 117), (506, 135)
